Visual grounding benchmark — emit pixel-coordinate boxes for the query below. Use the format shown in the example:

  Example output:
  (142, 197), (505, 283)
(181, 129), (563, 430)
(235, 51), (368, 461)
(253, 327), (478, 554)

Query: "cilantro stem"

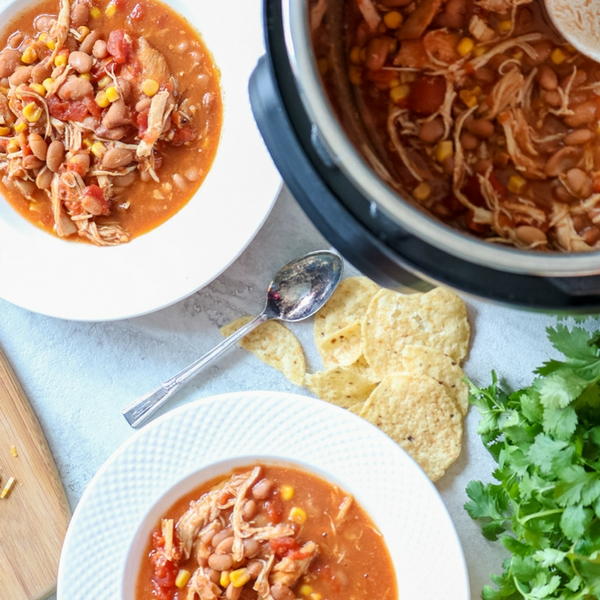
(518, 507), (563, 524)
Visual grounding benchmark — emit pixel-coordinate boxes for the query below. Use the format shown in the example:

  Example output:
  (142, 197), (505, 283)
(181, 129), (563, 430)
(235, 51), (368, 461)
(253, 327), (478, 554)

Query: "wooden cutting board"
(0, 348), (70, 600)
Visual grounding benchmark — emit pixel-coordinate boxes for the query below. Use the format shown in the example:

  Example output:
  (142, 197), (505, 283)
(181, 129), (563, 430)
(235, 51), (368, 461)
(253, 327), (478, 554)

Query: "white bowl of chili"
(57, 391), (470, 600)
(0, 0), (280, 321)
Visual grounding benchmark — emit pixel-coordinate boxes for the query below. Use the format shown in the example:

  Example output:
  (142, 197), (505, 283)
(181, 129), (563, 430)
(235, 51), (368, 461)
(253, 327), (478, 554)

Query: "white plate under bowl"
(57, 391), (470, 600)
(0, 0), (280, 321)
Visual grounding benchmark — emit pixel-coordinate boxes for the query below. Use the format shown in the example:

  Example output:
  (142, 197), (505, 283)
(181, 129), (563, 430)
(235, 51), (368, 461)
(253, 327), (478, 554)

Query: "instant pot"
(248, 0), (600, 310)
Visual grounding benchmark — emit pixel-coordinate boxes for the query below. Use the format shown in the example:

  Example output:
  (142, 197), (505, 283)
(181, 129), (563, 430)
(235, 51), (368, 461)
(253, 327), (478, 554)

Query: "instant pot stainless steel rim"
(282, 0), (600, 278)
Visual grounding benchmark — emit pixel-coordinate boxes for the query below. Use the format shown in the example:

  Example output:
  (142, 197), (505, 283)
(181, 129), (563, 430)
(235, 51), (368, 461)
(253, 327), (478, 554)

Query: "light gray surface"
(0, 189), (562, 599)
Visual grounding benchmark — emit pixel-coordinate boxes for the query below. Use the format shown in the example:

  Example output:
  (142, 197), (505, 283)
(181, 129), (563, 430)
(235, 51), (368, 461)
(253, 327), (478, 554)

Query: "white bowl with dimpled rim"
(57, 391), (470, 600)
(0, 0), (280, 321)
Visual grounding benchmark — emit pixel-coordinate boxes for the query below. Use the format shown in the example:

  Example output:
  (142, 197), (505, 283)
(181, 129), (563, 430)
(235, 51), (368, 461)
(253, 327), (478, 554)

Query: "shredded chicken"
(271, 542), (319, 588)
(356, 0), (381, 31)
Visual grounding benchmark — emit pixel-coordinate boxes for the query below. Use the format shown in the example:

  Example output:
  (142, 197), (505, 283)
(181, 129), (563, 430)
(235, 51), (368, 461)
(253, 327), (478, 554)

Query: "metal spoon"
(122, 250), (344, 428)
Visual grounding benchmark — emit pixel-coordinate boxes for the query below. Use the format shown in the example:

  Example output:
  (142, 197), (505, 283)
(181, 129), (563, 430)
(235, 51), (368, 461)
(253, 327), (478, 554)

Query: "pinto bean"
(242, 499), (257, 520)
(460, 132), (478, 150)
(537, 65), (557, 90)
(69, 152), (90, 175)
(102, 100), (129, 129)
(68, 51), (93, 74)
(541, 90), (561, 108)
(565, 101), (598, 127)
(252, 478), (274, 500)
(80, 30), (101, 54)
(135, 97), (151, 113)
(71, 1), (90, 27)
(172, 173), (187, 190)
(9, 66), (33, 87)
(206, 569), (220, 584)
(207, 553), (233, 571)
(23, 154), (44, 170)
(92, 39), (108, 59)
(581, 226), (600, 245)
(58, 75), (93, 101)
(215, 536), (234, 554)
(436, 0), (467, 28)
(31, 60), (52, 83)
(98, 126), (127, 140)
(545, 147), (581, 177)
(474, 67), (495, 84)
(243, 538), (260, 558)
(565, 128), (594, 146)
(467, 119), (494, 138)
(516, 225), (547, 246)
(35, 167), (53, 190)
(0, 48), (21, 78)
(211, 527), (232, 548)
(565, 167), (592, 198)
(113, 171), (136, 187)
(117, 78), (132, 101)
(271, 584), (295, 600)
(46, 140), (65, 172)
(527, 41), (552, 65)
(247, 560), (262, 579)
(102, 147), (133, 169)
(418, 118), (444, 143)
(34, 14), (55, 32)
(28, 133), (48, 161)
(226, 584), (242, 600)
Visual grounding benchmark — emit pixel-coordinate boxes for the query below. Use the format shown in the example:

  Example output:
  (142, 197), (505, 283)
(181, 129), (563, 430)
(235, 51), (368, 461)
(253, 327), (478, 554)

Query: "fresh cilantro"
(467, 323), (600, 599)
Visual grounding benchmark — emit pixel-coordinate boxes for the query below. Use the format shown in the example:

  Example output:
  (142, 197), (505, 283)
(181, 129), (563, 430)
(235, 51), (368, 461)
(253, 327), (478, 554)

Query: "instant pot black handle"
(249, 55), (431, 293)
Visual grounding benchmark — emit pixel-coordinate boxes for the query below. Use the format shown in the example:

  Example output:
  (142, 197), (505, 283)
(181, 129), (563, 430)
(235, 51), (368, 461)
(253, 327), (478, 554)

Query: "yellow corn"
(459, 89), (478, 108)
(280, 485), (295, 501)
(7, 138), (20, 153)
(105, 2), (117, 17)
(457, 37), (474, 57)
(0, 476), (16, 499)
(38, 32), (48, 43)
(46, 38), (56, 50)
(390, 84), (410, 104)
(98, 75), (112, 88)
(79, 73), (91, 80)
(401, 71), (416, 83)
(105, 86), (120, 103)
(0, 86), (8, 95)
(83, 137), (93, 148)
(435, 140), (453, 163)
(14, 119), (28, 133)
(349, 65), (362, 85)
(349, 46), (362, 64)
(0, 126), (10, 136)
(474, 45), (487, 57)
(229, 568), (250, 588)
(175, 569), (191, 589)
(508, 175), (526, 194)
(384, 10), (403, 29)
(78, 25), (90, 40)
(389, 77), (400, 88)
(91, 141), (106, 158)
(513, 50), (523, 60)
(551, 48), (566, 65)
(10, 445), (18, 458)
(141, 78), (159, 97)
(309, 594), (323, 600)
(220, 571), (230, 588)
(23, 102), (42, 123)
(413, 182), (431, 201)
(54, 52), (68, 67)
(90, 6), (101, 18)
(42, 78), (55, 93)
(300, 584), (313, 595)
(95, 91), (110, 108)
(289, 507), (307, 524)
(498, 20), (512, 33)
(30, 83), (46, 96)
(21, 46), (37, 65)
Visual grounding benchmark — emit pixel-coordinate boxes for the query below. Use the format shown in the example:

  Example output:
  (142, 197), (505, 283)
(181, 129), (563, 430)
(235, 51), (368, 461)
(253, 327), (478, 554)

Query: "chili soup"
(0, 0), (221, 245)
(136, 464), (397, 600)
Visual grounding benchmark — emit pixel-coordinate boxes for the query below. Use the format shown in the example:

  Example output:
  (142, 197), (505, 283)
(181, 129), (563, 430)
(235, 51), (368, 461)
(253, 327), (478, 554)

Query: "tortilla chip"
(362, 287), (470, 378)
(358, 373), (463, 481)
(221, 316), (306, 386)
(318, 321), (363, 368)
(314, 276), (380, 345)
(305, 365), (378, 410)
(399, 344), (469, 415)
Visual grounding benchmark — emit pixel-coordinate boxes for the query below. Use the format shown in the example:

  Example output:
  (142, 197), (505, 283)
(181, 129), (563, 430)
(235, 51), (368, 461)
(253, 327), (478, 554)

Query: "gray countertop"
(0, 188), (563, 599)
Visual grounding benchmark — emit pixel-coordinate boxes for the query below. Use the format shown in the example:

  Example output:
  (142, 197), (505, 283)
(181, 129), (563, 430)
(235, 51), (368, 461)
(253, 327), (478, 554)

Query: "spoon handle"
(122, 312), (270, 428)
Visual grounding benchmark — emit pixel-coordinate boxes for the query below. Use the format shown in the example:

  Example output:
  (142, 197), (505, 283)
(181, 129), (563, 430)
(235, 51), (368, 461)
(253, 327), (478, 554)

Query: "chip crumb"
(1, 476), (16, 499)
(10, 445), (18, 458)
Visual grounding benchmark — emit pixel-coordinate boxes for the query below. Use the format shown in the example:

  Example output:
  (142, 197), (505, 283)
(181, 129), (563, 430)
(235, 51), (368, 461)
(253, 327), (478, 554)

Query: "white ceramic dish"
(0, 0), (280, 321)
(57, 391), (470, 600)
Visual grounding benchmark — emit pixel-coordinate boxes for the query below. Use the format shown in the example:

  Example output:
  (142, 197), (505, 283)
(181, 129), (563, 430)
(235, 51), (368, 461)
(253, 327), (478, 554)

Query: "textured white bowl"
(0, 0), (280, 321)
(57, 391), (470, 600)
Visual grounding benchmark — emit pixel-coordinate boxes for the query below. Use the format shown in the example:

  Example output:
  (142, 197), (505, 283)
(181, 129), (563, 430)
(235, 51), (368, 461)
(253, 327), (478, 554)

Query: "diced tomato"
(269, 536), (300, 558)
(408, 75), (446, 115)
(264, 494), (284, 524)
(136, 110), (149, 136)
(80, 185), (111, 216)
(84, 96), (103, 119)
(148, 527), (180, 600)
(489, 172), (507, 195)
(129, 2), (145, 22)
(107, 29), (132, 65)
(47, 96), (89, 122)
(172, 126), (197, 146)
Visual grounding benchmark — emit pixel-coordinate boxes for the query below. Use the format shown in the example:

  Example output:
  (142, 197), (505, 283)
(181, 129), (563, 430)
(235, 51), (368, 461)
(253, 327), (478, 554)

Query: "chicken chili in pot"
(0, 0), (221, 245)
(312, 0), (600, 252)
(136, 464), (397, 600)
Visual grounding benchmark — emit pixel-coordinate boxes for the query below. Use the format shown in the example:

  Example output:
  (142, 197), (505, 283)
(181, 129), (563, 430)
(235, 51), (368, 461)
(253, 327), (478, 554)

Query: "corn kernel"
(38, 32), (48, 43)
(175, 569), (191, 589)
(79, 73), (91, 80)
(459, 89), (478, 108)
(498, 20), (512, 33)
(105, 2), (117, 17)
(413, 182), (431, 201)
(513, 50), (523, 60)
(90, 6), (101, 18)
(54, 52), (68, 67)
(141, 78), (159, 97)
(0, 126), (10, 136)
(30, 83), (46, 96)
(23, 102), (42, 123)
(78, 25), (90, 39)
(457, 37), (474, 57)
(383, 10), (403, 29)
(98, 75), (112, 88)
(435, 140), (453, 163)
(14, 119), (28, 133)
(7, 138), (20, 153)
(83, 137), (93, 148)
(474, 45), (487, 57)
(0, 476), (16, 499)
(289, 507), (307, 524)
(390, 84), (410, 104)
(508, 175), (526, 194)
(300, 584), (313, 595)
(349, 65), (362, 85)
(46, 38), (56, 50)
(95, 91), (110, 108)
(105, 86), (120, 103)
(220, 571), (230, 588)
(42, 78), (55, 93)
(551, 48), (566, 65)
(21, 46), (37, 65)
(10, 445), (18, 457)
(91, 141), (106, 157)
(280, 485), (295, 501)
(229, 568), (250, 588)
(349, 46), (362, 65)
(309, 594), (323, 600)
